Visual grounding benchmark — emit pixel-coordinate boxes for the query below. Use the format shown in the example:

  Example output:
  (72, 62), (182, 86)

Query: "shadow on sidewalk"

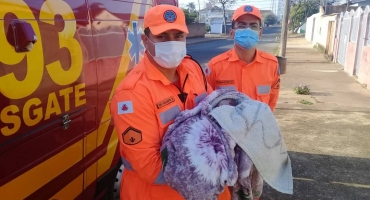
(261, 151), (370, 200)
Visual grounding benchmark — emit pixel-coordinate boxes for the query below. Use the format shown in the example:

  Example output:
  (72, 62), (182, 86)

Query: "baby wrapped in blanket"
(160, 90), (293, 200)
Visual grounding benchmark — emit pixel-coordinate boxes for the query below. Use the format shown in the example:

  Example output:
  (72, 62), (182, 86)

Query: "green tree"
(186, 2), (196, 12)
(290, 0), (319, 33)
(186, 2), (199, 22)
(182, 8), (197, 24)
(264, 14), (277, 26)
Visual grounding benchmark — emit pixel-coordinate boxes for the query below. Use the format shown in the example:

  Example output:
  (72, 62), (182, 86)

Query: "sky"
(178, 0), (280, 11)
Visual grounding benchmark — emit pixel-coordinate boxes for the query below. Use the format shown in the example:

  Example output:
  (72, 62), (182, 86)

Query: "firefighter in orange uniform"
(206, 5), (280, 111)
(110, 5), (231, 200)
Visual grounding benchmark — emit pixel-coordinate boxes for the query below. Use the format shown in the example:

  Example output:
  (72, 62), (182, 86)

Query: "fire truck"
(0, 0), (177, 199)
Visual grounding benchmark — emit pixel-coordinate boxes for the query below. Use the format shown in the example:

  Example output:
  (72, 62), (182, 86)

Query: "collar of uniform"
(144, 53), (194, 85)
(228, 48), (263, 63)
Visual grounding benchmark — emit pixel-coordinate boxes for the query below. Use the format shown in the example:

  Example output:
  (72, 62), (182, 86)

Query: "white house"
(199, 6), (233, 25)
(199, 6), (234, 33)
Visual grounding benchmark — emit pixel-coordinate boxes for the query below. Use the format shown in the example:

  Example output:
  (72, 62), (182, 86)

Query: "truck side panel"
(0, 0), (150, 199)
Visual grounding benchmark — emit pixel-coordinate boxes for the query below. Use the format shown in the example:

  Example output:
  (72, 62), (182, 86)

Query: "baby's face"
(217, 99), (237, 107)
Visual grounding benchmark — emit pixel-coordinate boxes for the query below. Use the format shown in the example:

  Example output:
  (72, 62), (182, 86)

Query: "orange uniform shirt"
(207, 48), (280, 111)
(110, 54), (231, 200)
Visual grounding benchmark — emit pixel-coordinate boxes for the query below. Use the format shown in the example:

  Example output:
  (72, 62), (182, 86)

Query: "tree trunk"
(222, 4), (226, 34)
(305, 8), (308, 21)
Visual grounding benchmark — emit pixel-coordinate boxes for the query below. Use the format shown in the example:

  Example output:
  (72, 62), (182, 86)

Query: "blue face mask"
(234, 28), (259, 50)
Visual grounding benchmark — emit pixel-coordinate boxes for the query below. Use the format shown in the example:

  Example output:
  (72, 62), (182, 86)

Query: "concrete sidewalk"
(262, 37), (370, 199)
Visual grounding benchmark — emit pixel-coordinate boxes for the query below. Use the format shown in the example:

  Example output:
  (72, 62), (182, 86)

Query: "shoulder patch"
(273, 78), (280, 89)
(118, 101), (134, 114)
(203, 64), (211, 76)
(121, 68), (143, 90)
(259, 51), (278, 63)
(122, 127), (142, 145)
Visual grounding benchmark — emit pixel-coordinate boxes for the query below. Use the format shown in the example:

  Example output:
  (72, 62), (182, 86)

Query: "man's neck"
(147, 52), (179, 82)
(234, 44), (257, 64)
(157, 67), (179, 82)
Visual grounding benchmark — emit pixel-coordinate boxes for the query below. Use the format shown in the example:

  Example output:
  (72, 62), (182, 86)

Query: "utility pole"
(198, 0), (201, 23)
(278, 0), (290, 57)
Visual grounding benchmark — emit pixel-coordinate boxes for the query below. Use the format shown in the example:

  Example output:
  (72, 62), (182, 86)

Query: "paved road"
(187, 26), (281, 67)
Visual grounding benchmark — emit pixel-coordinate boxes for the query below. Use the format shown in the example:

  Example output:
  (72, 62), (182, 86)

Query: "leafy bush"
(293, 84), (310, 95)
(299, 99), (313, 105)
(205, 24), (211, 32)
(263, 14), (277, 26)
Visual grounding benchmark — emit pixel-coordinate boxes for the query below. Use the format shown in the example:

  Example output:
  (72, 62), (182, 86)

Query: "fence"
(333, 6), (370, 89)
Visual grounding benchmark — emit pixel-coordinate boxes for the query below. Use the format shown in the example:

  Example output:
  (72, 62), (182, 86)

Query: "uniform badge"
(273, 78), (280, 89)
(118, 101), (134, 114)
(244, 5), (253, 13)
(203, 64), (211, 76)
(163, 10), (177, 23)
(122, 127), (142, 145)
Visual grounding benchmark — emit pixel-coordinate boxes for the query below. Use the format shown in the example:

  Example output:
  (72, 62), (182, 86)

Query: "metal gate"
(333, 13), (343, 63)
(354, 8), (365, 76)
(337, 11), (352, 66)
(366, 9), (370, 47)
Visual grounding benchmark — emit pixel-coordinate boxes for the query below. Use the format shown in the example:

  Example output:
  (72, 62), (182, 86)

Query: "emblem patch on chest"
(156, 96), (175, 109)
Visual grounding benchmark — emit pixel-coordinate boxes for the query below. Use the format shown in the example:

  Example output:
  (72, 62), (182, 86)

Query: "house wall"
(210, 18), (223, 34)
(344, 8), (363, 75)
(358, 37), (370, 86)
(345, 42), (358, 74)
(362, 46), (370, 89)
(305, 15), (315, 41)
(312, 15), (337, 49)
(199, 12), (208, 23)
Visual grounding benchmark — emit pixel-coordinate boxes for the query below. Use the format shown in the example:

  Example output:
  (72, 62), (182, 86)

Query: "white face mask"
(147, 39), (187, 69)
